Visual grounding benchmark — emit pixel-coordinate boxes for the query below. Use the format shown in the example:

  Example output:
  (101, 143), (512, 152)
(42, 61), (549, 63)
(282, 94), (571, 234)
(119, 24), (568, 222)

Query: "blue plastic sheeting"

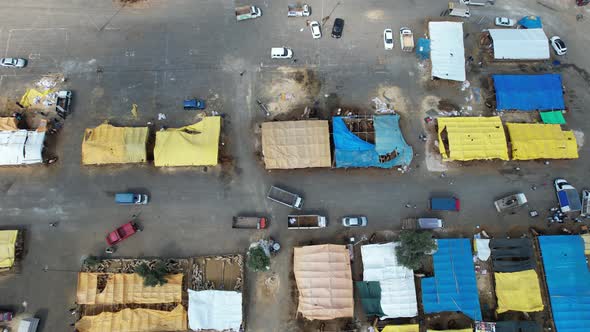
(518, 16), (542, 29)
(333, 115), (413, 168)
(493, 74), (565, 111)
(538, 236), (590, 332)
(416, 38), (430, 60)
(421, 239), (482, 320)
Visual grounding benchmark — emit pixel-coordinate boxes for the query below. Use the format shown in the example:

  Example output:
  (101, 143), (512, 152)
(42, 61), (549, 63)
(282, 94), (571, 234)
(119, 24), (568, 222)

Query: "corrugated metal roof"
(489, 29), (549, 60)
(539, 236), (590, 332)
(429, 21), (466, 82)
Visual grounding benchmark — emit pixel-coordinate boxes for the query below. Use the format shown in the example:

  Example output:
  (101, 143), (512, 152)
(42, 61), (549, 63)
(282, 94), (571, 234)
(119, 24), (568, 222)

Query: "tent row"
(82, 116), (221, 166)
(261, 115), (413, 170)
(437, 116), (578, 161)
(75, 271), (242, 332)
(294, 236), (589, 332)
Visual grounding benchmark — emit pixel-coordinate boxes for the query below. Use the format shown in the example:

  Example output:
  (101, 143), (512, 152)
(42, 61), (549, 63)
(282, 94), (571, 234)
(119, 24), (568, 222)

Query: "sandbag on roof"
(82, 124), (148, 165)
(154, 116), (221, 167)
(293, 244), (353, 320)
(506, 123), (578, 160)
(76, 272), (183, 305)
(261, 120), (331, 169)
(75, 304), (187, 332)
(495, 270), (544, 313)
(437, 117), (508, 161)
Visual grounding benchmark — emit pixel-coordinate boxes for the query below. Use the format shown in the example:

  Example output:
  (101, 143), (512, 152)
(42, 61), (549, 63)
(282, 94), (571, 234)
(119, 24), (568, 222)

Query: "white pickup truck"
(235, 5), (262, 21)
(399, 28), (414, 52)
(287, 4), (310, 17)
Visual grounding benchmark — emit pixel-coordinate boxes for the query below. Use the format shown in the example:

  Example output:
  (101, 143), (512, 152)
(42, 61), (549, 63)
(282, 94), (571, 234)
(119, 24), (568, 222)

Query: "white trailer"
(399, 28), (414, 52)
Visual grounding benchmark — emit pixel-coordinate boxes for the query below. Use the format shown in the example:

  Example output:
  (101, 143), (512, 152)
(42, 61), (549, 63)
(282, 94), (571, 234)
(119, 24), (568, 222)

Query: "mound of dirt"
(376, 85), (410, 114)
(264, 68), (320, 119)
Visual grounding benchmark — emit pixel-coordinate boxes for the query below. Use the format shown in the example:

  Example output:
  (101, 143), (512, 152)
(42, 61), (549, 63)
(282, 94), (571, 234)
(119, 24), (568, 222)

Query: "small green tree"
(396, 230), (437, 270)
(247, 246), (270, 272)
(135, 262), (169, 287)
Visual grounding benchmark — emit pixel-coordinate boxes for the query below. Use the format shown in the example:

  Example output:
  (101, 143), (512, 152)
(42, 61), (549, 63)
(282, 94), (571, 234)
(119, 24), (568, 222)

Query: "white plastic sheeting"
(0, 130), (45, 165)
(429, 21), (466, 82)
(475, 239), (491, 261)
(361, 243), (418, 319)
(188, 289), (242, 331)
(489, 29), (549, 60)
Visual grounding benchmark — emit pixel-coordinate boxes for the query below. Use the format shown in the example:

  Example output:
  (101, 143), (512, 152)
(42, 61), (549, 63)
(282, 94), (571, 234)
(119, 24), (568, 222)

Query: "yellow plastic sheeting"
(582, 234), (590, 255)
(154, 117), (221, 167)
(437, 117), (508, 161)
(0, 230), (18, 268)
(76, 273), (183, 305)
(19, 88), (52, 108)
(495, 270), (544, 313)
(0, 118), (18, 131)
(382, 324), (420, 332)
(82, 124), (148, 165)
(76, 304), (187, 332)
(506, 123), (578, 160)
(261, 120), (331, 169)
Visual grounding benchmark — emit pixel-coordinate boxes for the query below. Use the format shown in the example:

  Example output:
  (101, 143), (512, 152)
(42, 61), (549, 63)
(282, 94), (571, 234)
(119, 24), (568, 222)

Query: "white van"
(271, 47), (293, 59)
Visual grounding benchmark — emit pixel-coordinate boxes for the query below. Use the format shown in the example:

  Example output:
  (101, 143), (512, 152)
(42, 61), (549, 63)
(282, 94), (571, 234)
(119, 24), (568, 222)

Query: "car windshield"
(556, 40), (565, 48)
(501, 18), (508, 23)
(386, 38), (392, 43)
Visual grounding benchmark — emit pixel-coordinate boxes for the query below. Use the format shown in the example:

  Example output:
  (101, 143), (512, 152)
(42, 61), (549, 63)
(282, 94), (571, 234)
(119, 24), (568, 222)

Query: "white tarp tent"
(489, 29), (549, 60)
(0, 130), (45, 165)
(361, 242), (418, 319)
(429, 21), (466, 82)
(188, 289), (242, 331)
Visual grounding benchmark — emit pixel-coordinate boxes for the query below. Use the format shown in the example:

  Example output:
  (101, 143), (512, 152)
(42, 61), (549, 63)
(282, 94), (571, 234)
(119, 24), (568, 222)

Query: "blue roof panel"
(493, 74), (565, 111)
(421, 239), (482, 320)
(538, 235), (590, 332)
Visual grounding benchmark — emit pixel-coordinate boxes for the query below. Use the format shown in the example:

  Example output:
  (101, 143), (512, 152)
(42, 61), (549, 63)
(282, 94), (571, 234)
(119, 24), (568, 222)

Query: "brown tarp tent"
(261, 120), (331, 169)
(76, 272), (183, 305)
(293, 244), (354, 320)
(76, 304), (187, 332)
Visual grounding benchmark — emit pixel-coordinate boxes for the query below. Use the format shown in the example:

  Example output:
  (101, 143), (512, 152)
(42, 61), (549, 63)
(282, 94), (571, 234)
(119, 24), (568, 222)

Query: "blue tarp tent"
(421, 239), (482, 320)
(493, 74), (565, 111)
(333, 115), (412, 168)
(518, 16), (542, 29)
(538, 236), (590, 332)
(416, 38), (430, 60)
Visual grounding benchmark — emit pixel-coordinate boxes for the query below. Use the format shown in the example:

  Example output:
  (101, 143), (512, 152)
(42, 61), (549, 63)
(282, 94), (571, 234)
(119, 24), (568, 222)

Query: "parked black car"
(332, 18), (344, 38)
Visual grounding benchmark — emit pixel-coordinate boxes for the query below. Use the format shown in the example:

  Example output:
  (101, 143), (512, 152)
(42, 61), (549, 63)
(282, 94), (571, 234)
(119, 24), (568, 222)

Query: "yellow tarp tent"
(75, 304), (187, 332)
(261, 120), (331, 169)
(76, 273), (183, 305)
(82, 124), (148, 165)
(506, 123), (578, 160)
(0, 118), (18, 131)
(437, 117), (508, 161)
(19, 88), (52, 108)
(0, 230), (18, 268)
(154, 117), (221, 167)
(495, 270), (544, 313)
(382, 324), (420, 332)
(582, 234), (590, 255)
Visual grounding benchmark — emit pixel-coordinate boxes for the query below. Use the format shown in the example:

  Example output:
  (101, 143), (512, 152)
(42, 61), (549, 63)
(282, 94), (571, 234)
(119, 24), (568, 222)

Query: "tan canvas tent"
(261, 120), (331, 169)
(293, 244), (354, 320)
(75, 305), (187, 332)
(76, 272), (183, 305)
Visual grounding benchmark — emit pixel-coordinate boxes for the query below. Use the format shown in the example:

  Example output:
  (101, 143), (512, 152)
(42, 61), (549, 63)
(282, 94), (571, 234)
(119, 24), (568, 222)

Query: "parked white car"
(550, 36), (567, 56)
(494, 17), (515, 27)
(0, 58), (26, 68)
(342, 216), (368, 227)
(271, 47), (293, 59)
(310, 21), (321, 39)
(383, 29), (394, 50)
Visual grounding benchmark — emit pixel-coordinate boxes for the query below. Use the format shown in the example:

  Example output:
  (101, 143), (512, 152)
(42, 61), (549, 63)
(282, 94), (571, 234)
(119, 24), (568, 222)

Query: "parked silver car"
(342, 216), (367, 227)
(0, 58), (26, 68)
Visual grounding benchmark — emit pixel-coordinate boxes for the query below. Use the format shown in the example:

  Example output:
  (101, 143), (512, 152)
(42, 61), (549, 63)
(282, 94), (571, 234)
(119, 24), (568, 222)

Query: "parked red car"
(106, 220), (142, 246)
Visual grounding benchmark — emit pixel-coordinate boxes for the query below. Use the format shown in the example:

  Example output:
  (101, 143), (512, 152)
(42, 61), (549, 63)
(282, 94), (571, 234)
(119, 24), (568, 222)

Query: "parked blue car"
(183, 98), (206, 110)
